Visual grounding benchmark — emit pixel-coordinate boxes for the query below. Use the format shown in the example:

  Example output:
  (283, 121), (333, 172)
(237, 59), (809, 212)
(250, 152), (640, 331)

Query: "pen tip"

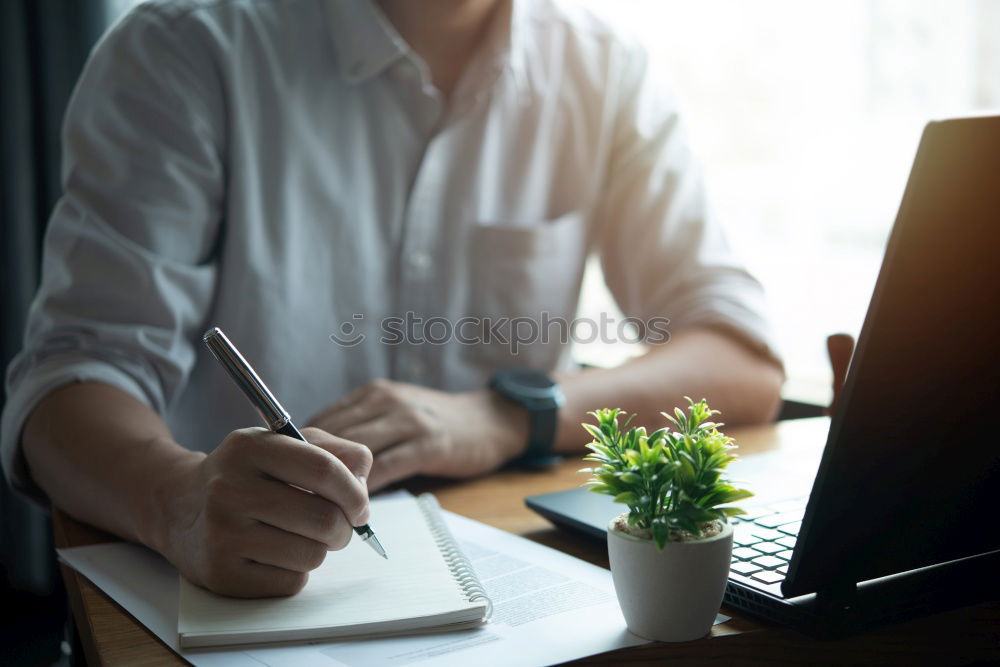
(366, 534), (388, 560)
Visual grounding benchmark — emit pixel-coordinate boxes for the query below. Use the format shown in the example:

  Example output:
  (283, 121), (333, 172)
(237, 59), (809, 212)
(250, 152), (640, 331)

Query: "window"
(576, 0), (1000, 402)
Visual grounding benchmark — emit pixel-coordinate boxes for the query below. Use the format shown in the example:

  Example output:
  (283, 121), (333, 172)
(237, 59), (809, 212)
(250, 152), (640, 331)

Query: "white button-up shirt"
(2, 0), (778, 493)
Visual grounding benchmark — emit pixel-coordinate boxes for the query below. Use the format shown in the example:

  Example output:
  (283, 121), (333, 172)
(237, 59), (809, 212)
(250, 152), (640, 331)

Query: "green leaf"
(674, 407), (688, 431)
(613, 491), (639, 505)
(677, 453), (696, 481)
(579, 399), (750, 537)
(582, 423), (607, 444)
(617, 471), (643, 485)
(717, 489), (755, 504)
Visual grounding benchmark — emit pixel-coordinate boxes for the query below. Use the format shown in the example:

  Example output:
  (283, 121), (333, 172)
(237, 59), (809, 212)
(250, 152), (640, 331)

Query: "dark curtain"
(1, 0), (108, 597)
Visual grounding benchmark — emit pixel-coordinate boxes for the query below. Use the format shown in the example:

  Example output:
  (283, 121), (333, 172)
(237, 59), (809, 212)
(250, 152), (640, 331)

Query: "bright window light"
(575, 0), (1000, 403)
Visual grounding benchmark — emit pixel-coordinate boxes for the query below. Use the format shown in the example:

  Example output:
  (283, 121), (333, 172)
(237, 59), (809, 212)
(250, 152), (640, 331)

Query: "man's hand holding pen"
(151, 426), (372, 598)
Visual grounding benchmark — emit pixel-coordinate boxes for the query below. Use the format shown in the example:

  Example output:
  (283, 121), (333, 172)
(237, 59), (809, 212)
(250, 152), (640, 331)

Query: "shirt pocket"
(463, 210), (588, 369)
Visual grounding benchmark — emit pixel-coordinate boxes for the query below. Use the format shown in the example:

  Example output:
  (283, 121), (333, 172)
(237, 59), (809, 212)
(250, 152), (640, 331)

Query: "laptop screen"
(784, 116), (1000, 596)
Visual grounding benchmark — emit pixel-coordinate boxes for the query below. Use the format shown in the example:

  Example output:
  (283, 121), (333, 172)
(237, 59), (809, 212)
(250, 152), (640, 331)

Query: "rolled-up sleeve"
(1, 6), (224, 497)
(596, 44), (781, 366)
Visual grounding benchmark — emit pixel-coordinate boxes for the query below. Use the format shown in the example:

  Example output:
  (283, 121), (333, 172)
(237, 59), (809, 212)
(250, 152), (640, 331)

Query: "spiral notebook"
(178, 493), (492, 648)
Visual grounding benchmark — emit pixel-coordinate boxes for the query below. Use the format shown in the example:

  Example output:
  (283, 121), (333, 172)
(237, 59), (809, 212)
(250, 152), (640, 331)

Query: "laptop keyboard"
(729, 497), (807, 592)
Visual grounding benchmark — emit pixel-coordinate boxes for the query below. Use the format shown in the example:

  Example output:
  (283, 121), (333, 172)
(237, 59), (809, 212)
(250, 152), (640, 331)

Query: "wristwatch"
(488, 367), (565, 468)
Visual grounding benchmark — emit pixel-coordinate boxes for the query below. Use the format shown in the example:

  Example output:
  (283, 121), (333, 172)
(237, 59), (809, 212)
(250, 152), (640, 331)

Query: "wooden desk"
(54, 418), (1000, 665)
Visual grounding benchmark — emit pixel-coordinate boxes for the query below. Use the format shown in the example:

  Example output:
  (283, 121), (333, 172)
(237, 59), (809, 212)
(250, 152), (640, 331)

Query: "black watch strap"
(519, 391), (562, 464)
(489, 368), (564, 467)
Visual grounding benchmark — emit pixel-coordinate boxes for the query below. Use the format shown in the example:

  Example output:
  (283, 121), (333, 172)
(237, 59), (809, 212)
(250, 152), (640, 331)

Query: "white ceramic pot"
(607, 519), (733, 642)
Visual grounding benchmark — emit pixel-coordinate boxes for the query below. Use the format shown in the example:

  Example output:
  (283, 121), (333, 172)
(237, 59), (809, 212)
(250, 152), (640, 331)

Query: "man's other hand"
(307, 380), (529, 491)
(157, 427), (372, 598)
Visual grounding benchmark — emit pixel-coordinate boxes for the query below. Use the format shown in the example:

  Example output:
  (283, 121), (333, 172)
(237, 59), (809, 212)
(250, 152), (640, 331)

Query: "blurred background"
(574, 0), (1000, 403)
(3, 1), (999, 664)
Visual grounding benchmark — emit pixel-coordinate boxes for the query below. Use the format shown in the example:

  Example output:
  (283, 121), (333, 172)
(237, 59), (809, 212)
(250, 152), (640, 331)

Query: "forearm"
(553, 327), (783, 452)
(22, 381), (202, 552)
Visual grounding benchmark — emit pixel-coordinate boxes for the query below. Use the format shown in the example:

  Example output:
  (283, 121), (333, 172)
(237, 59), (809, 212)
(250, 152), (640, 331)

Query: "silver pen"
(203, 326), (387, 559)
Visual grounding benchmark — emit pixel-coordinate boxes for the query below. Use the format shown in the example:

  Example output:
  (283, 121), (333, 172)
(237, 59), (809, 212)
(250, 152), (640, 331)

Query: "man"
(2, 0), (783, 598)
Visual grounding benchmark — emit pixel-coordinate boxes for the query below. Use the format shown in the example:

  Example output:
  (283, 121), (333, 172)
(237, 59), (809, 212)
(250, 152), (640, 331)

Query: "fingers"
(367, 439), (434, 491)
(236, 563), (310, 598)
(226, 428), (371, 526)
(312, 388), (391, 434)
(244, 478), (354, 549)
(309, 379), (429, 439)
(206, 561), (310, 599)
(305, 383), (374, 427)
(191, 427), (381, 599)
(336, 417), (421, 454)
(300, 427), (374, 479)
(237, 522), (331, 573)
(327, 382), (377, 413)
(195, 481), (331, 597)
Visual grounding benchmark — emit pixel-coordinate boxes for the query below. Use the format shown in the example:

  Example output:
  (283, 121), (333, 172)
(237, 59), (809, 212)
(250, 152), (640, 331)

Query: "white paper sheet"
(59, 496), (727, 666)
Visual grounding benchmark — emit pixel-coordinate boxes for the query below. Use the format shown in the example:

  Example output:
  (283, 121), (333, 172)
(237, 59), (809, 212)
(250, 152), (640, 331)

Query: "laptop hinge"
(814, 580), (858, 629)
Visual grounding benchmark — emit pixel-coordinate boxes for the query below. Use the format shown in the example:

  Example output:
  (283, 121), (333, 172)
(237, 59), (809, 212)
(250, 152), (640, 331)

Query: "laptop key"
(750, 527), (783, 541)
(733, 525), (760, 546)
(776, 536), (797, 549)
(730, 561), (762, 576)
(751, 542), (784, 555)
(751, 555), (785, 569)
(738, 507), (772, 521)
(777, 549), (794, 561)
(751, 570), (785, 585)
(754, 515), (785, 529)
(778, 521), (802, 536)
(732, 547), (760, 560)
(756, 511), (804, 529)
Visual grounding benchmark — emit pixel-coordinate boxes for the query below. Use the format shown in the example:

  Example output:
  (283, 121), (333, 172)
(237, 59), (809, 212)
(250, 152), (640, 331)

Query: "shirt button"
(408, 251), (432, 274)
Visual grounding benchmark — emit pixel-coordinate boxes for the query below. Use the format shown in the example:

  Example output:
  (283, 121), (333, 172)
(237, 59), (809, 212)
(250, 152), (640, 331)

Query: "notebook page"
(179, 495), (483, 643)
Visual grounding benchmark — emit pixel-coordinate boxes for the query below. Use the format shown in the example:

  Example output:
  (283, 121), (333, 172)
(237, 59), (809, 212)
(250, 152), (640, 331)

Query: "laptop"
(527, 115), (1000, 636)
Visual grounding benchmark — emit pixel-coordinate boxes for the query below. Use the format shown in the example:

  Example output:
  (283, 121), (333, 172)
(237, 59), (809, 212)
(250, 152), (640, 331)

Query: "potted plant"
(581, 398), (752, 642)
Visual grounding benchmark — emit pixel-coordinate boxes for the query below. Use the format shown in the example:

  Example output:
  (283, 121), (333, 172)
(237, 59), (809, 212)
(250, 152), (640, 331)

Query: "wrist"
(134, 441), (205, 558)
(487, 368), (564, 465)
(479, 389), (531, 462)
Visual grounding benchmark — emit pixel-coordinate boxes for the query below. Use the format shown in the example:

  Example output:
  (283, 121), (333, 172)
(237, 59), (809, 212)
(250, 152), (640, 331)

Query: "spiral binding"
(416, 493), (494, 620)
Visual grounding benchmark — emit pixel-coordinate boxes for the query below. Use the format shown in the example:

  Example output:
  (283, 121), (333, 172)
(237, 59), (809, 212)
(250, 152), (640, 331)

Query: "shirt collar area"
(326, 0), (409, 84)
(446, 0), (537, 106)
(325, 0), (538, 98)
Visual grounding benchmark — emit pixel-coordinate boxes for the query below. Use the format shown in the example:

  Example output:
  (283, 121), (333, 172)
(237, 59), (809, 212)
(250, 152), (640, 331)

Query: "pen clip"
(202, 327), (290, 430)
